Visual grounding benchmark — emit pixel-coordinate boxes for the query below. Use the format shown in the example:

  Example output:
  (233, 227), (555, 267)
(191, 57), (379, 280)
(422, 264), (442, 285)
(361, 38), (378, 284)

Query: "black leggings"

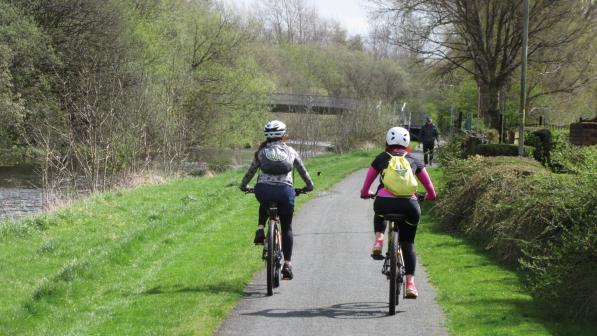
(423, 142), (435, 165)
(254, 183), (295, 261)
(373, 196), (421, 275)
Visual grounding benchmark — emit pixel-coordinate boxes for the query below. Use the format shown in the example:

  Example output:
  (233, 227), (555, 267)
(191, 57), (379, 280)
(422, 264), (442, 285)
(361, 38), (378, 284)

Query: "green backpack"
(381, 152), (418, 196)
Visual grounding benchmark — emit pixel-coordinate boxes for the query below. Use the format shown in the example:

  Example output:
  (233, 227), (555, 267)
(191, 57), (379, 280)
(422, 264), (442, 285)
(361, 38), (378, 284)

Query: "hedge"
(474, 143), (535, 157)
(434, 156), (597, 321)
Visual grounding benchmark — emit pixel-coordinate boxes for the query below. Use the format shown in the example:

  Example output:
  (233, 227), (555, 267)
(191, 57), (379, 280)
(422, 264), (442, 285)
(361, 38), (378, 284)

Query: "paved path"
(215, 167), (448, 336)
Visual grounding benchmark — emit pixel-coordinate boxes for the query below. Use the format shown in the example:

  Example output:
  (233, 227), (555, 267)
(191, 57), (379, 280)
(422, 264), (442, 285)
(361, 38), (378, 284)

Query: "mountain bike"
(246, 187), (308, 296)
(368, 192), (425, 315)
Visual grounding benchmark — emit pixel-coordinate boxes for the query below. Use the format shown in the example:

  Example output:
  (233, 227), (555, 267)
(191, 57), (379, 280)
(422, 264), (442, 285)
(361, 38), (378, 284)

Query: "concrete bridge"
(268, 93), (360, 115)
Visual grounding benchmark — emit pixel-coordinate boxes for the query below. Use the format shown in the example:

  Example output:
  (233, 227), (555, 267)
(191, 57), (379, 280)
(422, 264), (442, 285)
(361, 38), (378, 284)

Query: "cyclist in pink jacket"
(360, 126), (437, 298)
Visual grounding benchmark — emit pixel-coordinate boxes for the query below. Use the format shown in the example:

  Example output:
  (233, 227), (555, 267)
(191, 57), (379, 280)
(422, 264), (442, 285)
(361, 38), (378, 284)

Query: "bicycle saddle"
(383, 213), (406, 222)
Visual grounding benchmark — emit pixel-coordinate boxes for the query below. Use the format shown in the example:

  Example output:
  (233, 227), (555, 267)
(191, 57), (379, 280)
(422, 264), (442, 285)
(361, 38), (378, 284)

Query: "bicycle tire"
(397, 245), (405, 299)
(396, 242), (404, 301)
(266, 219), (275, 296)
(273, 225), (281, 288)
(389, 222), (398, 315)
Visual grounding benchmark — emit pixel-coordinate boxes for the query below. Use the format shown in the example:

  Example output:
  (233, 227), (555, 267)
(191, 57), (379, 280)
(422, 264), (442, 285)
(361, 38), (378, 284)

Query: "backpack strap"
(386, 151), (407, 158)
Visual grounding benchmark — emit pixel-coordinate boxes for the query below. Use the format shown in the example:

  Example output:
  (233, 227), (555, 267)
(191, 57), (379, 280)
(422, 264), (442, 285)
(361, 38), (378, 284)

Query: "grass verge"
(0, 150), (373, 336)
(417, 167), (595, 336)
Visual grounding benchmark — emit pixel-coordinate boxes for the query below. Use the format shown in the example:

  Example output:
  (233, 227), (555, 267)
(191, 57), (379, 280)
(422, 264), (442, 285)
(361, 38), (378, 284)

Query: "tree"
(0, 2), (58, 148)
(370, 0), (596, 128)
(252, 0), (349, 45)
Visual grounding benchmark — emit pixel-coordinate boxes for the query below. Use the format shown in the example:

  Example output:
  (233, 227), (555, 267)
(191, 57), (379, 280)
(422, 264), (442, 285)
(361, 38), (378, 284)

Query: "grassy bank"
(0, 151), (373, 336)
(418, 168), (595, 335)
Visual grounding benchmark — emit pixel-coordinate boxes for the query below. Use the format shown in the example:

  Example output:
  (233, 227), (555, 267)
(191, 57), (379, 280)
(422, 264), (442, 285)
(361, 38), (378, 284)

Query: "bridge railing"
(268, 93), (360, 111)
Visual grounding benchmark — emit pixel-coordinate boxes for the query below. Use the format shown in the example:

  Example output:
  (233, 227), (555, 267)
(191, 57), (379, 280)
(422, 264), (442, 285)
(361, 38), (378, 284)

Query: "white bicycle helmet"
(386, 126), (410, 147)
(263, 120), (287, 139)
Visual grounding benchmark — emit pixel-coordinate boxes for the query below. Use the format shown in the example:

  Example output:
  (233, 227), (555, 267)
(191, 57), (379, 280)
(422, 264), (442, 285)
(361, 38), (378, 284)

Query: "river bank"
(0, 142), (332, 220)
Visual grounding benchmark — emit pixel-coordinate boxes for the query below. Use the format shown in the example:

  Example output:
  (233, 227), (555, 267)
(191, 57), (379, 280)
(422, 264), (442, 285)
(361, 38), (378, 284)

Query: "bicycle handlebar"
(365, 192), (426, 201)
(243, 187), (310, 196)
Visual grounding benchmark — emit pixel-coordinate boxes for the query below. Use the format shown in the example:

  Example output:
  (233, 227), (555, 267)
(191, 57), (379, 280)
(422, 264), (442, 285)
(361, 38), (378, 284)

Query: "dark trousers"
(373, 196), (420, 275)
(254, 183), (295, 261)
(423, 141), (435, 165)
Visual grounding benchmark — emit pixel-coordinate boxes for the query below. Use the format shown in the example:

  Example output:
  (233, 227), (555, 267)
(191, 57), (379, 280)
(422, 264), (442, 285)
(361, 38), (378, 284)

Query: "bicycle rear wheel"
(396, 242), (404, 301)
(397, 244), (406, 299)
(389, 225), (399, 315)
(266, 219), (275, 296)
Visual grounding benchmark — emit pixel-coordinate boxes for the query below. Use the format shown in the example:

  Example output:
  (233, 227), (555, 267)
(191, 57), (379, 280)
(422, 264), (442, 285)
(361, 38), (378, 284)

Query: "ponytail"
(254, 141), (267, 160)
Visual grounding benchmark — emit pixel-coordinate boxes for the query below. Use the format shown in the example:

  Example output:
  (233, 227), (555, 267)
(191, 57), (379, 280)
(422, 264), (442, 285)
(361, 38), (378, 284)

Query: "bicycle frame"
(365, 192), (425, 315)
(244, 187), (308, 296)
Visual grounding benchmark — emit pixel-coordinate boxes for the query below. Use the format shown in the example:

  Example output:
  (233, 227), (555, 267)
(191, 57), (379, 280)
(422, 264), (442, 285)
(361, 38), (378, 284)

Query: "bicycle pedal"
(371, 253), (385, 261)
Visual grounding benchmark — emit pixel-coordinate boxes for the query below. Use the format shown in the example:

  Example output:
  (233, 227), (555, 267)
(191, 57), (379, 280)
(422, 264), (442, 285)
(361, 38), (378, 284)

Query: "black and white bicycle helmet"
(264, 120), (287, 139)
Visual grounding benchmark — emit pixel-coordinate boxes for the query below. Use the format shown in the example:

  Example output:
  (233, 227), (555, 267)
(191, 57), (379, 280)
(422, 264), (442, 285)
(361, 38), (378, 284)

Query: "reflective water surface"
(0, 144), (328, 220)
(0, 165), (42, 220)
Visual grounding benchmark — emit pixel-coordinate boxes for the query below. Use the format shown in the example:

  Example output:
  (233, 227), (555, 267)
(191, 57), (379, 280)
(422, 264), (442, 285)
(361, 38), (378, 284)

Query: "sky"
(224, 0), (372, 37)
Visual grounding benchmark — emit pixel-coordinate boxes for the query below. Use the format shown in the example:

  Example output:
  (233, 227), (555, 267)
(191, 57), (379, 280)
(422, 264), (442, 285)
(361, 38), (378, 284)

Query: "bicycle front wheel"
(389, 228), (399, 315)
(266, 220), (275, 296)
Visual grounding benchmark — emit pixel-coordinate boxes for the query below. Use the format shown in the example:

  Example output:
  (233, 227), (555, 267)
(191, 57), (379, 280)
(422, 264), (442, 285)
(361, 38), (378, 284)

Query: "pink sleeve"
(361, 166), (379, 196)
(416, 168), (437, 200)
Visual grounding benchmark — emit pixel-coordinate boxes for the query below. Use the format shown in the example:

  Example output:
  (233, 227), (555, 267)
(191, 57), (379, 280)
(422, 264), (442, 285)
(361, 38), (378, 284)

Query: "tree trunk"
(478, 81), (503, 129)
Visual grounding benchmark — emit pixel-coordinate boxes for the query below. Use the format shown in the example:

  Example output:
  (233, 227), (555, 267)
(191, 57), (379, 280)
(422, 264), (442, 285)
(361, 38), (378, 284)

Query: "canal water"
(0, 143), (329, 220)
(0, 165), (43, 220)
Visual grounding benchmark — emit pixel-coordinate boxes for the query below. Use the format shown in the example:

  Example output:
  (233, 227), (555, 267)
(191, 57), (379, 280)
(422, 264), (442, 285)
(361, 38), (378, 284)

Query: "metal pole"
(401, 102), (407, 125)
(518, 0), (529, 156)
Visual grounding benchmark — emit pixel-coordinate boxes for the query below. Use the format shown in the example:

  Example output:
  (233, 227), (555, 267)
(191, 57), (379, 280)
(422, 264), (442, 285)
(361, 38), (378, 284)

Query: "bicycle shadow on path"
(241, 301), (401, 320)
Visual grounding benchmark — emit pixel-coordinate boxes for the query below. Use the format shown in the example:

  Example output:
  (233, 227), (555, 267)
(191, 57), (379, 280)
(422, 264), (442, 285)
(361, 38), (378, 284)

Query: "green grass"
(0, 150), (373, 336)
(417, 168), (595, 336)
(3, 150), (593, 335)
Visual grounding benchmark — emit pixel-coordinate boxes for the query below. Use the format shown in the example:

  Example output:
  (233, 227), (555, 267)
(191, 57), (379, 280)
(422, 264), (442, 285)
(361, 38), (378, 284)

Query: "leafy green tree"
(0, 2), (58, 148)
(370, 0), (596, 128)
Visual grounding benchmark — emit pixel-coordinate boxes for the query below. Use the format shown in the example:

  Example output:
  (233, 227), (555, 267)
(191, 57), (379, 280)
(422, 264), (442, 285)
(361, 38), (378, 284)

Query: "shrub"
(0, 146), (39, 166)
(437, 133), (468, 164)
(475, 144), (535, 157)
(484, 128), (500, 144)
(435, 156), (597, 320)
(208, 159), (231, 173)
(551, 142), (597, 174)
(437, 131), (534, 163)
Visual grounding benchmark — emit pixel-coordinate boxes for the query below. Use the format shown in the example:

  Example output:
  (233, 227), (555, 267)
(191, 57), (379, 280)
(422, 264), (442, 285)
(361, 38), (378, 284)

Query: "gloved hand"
(424, 192), (436, 201)
(239, 185), (248, 192)
(360, 190), (373, 199)
(304, 184), (314, 192)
